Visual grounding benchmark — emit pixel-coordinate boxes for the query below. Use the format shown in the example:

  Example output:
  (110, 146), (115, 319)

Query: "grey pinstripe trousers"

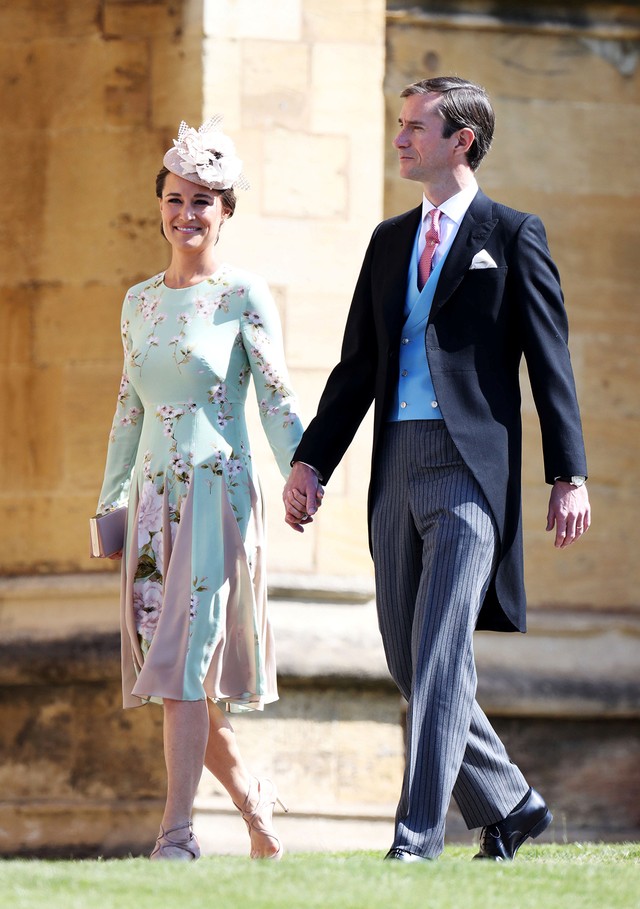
(371, 421), (529, 858)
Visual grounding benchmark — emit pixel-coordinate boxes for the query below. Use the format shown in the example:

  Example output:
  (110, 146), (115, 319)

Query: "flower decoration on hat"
(163, 116), (250, 191)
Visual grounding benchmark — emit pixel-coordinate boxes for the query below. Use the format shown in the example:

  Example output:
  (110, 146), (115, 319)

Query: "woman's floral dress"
(97, 265), (303, 712)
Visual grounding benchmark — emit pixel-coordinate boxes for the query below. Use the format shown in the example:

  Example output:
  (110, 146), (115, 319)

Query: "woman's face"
(158, 172), (228, 252)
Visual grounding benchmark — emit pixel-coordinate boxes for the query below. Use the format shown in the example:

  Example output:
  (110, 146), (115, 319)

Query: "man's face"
(393, 92), (459, 185)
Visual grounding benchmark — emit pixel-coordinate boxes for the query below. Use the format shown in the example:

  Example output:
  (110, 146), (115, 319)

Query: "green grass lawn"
(1, 844), (638, 909)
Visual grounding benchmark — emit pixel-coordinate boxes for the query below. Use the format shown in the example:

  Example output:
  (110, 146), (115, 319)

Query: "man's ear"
(455, 127), (475, 156)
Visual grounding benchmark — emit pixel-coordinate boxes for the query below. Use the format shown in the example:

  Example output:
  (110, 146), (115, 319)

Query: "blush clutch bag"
(89, 507), (127, 558)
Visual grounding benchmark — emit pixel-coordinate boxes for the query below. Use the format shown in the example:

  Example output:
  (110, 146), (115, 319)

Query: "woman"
(96, 118), (317, 861)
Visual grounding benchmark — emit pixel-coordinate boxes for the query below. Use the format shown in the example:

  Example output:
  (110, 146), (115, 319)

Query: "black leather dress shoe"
(384, 847), (429, 862)
(473, 788), (552, 861)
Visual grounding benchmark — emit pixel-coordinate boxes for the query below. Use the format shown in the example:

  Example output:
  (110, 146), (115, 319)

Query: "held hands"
(546, 481), (591, 548)
(283, 462), (324, 533)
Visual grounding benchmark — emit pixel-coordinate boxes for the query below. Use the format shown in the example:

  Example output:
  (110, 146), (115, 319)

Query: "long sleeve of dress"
(97, 313), (145, 513)
(240, 276), (304, 478)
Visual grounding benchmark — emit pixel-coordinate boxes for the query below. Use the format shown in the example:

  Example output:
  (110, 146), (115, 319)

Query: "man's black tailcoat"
(294, 190), (587, 631)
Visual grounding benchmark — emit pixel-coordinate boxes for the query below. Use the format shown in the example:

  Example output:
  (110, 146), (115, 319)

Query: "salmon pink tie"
(418, 208), (441, 291)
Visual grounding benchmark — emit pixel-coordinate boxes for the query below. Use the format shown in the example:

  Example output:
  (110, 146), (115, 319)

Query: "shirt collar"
(421, 178), (479, 226)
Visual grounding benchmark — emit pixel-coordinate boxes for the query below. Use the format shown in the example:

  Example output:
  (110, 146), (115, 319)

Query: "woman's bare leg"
(204, 701), (283, 858)
(154, 697), (209, 858)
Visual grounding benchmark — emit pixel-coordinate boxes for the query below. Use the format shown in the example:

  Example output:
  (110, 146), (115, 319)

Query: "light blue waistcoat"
(388, 229), (451, 421)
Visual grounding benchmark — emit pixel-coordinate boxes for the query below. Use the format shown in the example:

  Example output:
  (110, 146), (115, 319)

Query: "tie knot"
(427, 208), (441, 232)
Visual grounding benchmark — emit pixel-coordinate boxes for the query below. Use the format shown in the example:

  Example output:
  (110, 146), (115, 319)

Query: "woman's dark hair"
(401, 77), (495, 171)
(155, 166), (237, 217)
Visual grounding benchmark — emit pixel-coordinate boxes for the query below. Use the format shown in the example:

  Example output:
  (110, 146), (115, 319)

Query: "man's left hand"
(546, 481), (591, 548)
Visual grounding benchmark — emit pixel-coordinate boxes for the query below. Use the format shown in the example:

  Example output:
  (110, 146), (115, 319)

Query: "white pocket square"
(469, 250), (498, 269)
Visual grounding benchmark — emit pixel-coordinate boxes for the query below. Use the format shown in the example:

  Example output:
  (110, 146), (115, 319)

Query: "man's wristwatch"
(555, 476), (586, 487)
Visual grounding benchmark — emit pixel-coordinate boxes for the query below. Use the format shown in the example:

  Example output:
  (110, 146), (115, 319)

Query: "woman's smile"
(159, 172), (227, 251)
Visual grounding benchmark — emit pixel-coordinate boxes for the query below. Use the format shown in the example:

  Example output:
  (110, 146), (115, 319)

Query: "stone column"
(200, 0), (387, 580)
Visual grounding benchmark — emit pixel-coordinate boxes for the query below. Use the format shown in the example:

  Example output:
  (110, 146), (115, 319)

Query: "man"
(283, 77), (590, 861)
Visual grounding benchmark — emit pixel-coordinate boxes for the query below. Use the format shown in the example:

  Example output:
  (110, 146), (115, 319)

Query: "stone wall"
(2, 0), (638, 600)
(2, 576), (638, 855)
(197, 0), (387, 578)
(384, 1), (640, 612)
(0, 0), (389, 856)
(0, 0), (205, 575)
(1, 0), (639, 857)
(0, 0), (386, 582)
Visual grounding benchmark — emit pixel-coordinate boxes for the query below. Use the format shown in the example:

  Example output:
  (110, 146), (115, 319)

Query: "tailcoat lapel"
(380, 205), (422, 344)
(430, 190), (497, 318)
(376, 192), (498, 341)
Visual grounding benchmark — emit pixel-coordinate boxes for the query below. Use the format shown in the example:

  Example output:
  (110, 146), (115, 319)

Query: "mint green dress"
(97, 265), (304, 711)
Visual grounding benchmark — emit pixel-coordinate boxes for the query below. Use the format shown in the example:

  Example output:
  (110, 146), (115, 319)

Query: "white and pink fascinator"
(163, 116), (250, 191)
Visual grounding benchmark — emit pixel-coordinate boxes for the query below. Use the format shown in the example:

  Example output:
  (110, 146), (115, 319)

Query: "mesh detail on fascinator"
(163, 116), (250, 191)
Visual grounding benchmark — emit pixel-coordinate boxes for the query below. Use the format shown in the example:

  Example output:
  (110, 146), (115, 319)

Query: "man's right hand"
(283, 462), (324, 533)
